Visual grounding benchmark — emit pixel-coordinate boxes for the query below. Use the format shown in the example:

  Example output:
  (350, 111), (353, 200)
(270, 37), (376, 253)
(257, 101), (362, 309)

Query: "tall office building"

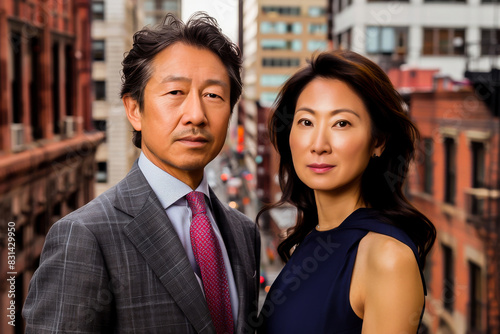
(329, 0), (500, 78)
(91, 0), (141, 195)
(241, 0), (328, 222)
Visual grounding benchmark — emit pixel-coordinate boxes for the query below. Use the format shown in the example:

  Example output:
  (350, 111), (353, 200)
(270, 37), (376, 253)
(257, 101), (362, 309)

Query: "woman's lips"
(307, 164), (335, 173)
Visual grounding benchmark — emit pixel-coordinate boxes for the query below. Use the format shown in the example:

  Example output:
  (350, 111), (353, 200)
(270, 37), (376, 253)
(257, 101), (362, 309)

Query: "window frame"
(92, 39), (105, 61)
(422, 28), (466, 56)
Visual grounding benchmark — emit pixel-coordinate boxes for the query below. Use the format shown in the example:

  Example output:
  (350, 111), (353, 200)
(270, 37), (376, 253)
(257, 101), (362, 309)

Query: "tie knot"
(186, 191), (207, 216)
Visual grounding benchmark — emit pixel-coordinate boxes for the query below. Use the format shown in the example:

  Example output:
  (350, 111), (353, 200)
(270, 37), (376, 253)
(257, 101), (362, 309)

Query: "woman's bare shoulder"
(358, 232), (417, 271)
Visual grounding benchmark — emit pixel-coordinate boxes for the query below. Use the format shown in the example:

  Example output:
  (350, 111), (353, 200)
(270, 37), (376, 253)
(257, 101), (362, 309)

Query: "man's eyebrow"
(160, 75), (191, 83)
(205, 79), (229, 88)
(160, 76), (228, 88)
(295, 107), (360, 118)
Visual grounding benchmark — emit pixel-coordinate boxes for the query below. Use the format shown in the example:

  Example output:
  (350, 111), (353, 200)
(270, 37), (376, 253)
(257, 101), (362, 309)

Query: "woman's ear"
(123, 95), (142, 131)
(373, 138), (386, 157)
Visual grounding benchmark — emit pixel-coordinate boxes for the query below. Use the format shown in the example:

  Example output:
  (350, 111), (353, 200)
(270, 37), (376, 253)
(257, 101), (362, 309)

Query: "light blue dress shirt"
(138, 153), (239, 324)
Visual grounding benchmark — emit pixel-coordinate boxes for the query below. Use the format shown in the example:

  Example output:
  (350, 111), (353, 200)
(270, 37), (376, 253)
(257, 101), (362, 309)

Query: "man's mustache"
(172, 128), (214, 141)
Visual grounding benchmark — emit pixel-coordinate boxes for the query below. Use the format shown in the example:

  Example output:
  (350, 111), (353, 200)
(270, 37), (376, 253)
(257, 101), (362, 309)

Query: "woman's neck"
(314, 182), (366, 231)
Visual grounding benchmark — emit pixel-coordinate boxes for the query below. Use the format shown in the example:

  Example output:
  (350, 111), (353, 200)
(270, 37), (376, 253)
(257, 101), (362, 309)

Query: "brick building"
(0, 1), (103, 332)
(408, 75), (499, 333)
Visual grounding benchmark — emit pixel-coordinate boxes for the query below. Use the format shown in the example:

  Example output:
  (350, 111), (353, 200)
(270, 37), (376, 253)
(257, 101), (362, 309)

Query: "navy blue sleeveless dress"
(258, 208), (426, 333)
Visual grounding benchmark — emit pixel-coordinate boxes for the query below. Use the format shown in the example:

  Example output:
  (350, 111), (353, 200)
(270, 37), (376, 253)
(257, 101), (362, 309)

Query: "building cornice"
(0, 132), (104, 182)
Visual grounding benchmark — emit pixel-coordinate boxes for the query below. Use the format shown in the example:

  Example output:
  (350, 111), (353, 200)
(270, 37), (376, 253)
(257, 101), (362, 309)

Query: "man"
(23, 13), (260, 333)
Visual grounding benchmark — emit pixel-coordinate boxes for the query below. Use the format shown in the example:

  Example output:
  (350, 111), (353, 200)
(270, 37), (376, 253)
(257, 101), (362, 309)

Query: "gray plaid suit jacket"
(23, 162), (261, 333)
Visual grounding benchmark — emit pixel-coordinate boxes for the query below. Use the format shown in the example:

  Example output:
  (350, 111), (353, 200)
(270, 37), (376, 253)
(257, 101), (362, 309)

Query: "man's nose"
(181, 92), (207, 126)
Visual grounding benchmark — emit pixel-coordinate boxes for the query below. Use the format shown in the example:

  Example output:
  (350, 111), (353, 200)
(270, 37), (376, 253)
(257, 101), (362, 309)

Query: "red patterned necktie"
(186, 191), (234, 334)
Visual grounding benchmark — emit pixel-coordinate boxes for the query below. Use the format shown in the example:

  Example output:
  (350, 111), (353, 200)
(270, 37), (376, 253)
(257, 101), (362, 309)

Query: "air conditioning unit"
(11, 123), (24, 152)
(63, 116), (75, 138)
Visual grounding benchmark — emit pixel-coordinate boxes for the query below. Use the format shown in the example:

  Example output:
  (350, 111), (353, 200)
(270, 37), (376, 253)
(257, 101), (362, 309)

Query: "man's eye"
(168, 90), (182, 95)
(206, 93), (220, 99)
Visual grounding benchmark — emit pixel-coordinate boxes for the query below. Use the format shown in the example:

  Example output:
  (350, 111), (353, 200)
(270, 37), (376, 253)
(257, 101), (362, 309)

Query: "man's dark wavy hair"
(258, 50), (436, 268)
(120, 12), (243, 148)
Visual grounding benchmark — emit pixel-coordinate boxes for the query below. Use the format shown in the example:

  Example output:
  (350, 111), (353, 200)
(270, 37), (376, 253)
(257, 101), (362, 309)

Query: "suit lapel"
(115, 163), (215, 333)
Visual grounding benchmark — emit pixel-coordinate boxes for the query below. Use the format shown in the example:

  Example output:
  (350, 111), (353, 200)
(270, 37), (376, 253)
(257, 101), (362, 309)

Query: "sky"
(182, 0), (239, 43)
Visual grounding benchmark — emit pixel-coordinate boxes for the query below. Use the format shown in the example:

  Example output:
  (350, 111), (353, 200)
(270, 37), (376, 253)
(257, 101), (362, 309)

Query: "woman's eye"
(298, 119), (313, 127)
(335, 120), (350, 128)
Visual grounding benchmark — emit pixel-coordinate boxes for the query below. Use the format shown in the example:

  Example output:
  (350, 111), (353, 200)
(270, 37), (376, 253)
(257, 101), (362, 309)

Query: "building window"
(93, 119), (107, 141)
(442, 244), (454, 312)
(91, 0), (104, 21)
(337, 0), (355, 12)
(65, 45), (75, 116)
(144, 0), (179, 11)
(92, 40), (105, 61)
(366, 26), (408, 55)
(260, 22), (302, 34)
(94, 81), (106, 101)
(67, 191), (79, 211)
(162, 0), (179, 11)
(423, 28), (465, 55)
(10, 32), (23, 124)
(260, 92), (279, 106)
(307, 40), (327, 52)
(52, 42), (61, 135)
(260, 74), (290, 87)
(481, 29), (500, 55)
(470, 141), (486, 215)
(336, 28), (352, 50)
(143, 16), (156, 26)
(308, 6), (326, 17)
(423, 256), (432, 293)
(96, 162), (107, 183)
(262, 58), (300, 67)
(30, 36), (43, 140)
(444, 137), (456, 205)
(469, 261), (482, 331)
(17, 224), (25, 252)
(261, 39), (302, 51)
(471, 141), (485, 188)
(262, 6), (301, 16)
(309, 23), (328, 35)
(93, 119), (107, 132)
(35, 211), (48, 236)
(423, 138), (434, 194)
(144, 0), (155, 10)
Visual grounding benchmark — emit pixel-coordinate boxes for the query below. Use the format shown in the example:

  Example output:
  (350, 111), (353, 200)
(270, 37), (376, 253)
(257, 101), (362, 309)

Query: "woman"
(257, 50), (436, 333)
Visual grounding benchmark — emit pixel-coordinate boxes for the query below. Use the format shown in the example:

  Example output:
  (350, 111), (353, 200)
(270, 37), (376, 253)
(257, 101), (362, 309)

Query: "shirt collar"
(138, 152), (212, 209)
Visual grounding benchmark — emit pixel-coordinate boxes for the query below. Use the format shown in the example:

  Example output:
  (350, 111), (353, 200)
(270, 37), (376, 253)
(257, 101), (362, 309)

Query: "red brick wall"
(409, 86), (499, 333)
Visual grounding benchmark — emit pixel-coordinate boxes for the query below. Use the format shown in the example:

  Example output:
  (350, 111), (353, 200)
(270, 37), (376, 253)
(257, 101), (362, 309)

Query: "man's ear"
(123, 95), (142, 131)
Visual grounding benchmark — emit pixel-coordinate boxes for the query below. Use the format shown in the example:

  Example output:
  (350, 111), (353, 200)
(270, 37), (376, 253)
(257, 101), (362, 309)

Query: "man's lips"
(307, 163), (335, 173)
(177, 136), (209, 146)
